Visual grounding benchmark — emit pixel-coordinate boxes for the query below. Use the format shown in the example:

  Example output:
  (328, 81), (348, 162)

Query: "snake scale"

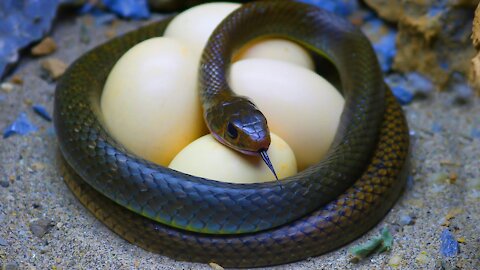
(55, 1), (410, 267)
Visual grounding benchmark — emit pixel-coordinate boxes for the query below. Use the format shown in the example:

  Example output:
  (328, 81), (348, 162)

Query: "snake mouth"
(210, 132), (279, 180)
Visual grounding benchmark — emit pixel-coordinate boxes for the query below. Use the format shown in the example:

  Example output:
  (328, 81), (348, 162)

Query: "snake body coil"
(55, 1), (409, 267)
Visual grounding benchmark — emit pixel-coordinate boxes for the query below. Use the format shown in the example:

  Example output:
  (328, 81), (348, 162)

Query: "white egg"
(164, 2), (241, 57)
(164, 3), (314, 70)
(101, 37), (207, 166)
(169, 133), (297, 183)
(229, 58), (345, 170)
(233, 38), (315, 70)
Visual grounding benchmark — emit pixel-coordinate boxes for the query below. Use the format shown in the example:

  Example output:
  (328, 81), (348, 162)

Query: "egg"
(233, 38), (315, 70)
(164, 2), (313, 70)
(229, 58), (345, 170)
(169, 133), (297, 183)
(101, 37), (207, 166)
(164, 2), (241, 57)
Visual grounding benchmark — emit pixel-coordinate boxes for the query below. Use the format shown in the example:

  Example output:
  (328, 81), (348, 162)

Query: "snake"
(54, 0), (410, 267)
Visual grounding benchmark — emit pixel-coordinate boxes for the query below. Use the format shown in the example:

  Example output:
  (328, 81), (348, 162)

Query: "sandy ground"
(0, 13), (479, 270)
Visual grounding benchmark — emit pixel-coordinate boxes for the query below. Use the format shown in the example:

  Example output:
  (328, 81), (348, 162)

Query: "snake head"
(205, 96), (271, 155)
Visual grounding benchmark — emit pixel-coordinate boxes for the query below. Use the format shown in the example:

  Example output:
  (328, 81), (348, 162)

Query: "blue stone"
(3, 112), (38, 138)
(440, 229), (459, 257)
(32, 104), (52, 122)
(102, 0), (150, 19)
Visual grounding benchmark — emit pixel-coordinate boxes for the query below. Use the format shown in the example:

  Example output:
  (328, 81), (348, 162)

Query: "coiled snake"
(55, 1), (409, 267)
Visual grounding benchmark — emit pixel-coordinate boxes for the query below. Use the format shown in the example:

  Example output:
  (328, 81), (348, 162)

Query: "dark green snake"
(54, 1), (410, 267)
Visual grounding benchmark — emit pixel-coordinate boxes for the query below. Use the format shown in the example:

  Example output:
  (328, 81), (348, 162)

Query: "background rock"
(364, 0), (479, 93)
(470, 3), (480, 93)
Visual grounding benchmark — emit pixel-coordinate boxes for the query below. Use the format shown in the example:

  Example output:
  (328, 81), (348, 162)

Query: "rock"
(388, 254), (402, 267)
(440, 229), (459, 257)
(209, 262), (224, 270)
(0, 179), (10, 188)
(32, 105), (52, 121)
(10, 74), (23, 85)
(415, 251), (429, 264)
(0, 0), (61, 78)
(41, 58), (67, 79)
(29, 218), (55, 238)
(3, 112), (39, 138)
(0, 237), (8, 246)
(365, 0), (477, 92)
(399, 214), (414, 226)
(103, 0), (150, 19)
(1, 82), (14, 93)
(31, 37), (57, 56)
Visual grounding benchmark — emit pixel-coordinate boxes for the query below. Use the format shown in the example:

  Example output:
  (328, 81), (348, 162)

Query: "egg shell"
(101, 37), (207, 166)
(229, 58), (345, 170)
(169, 133), (297, 183)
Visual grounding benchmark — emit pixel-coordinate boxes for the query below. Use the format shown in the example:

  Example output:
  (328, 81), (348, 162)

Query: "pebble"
(1, 82), (14, 93)
(388, 254), (402, 267)
(31, 37), (57, 56)
(209, 262), (225, 270)
(41, 58), (67, 79)
(10, 74), (23, 85)
(0, 179), (10, 188)
(29, 218), (55, 238)
(31, 162), (45, 171)
(2, 113), (39, 138)
(399, 214), (414, 226)
(440, 229), (459, 257)
(415, 251), (429, 264)
(391, 85), (414, 105)
(454, 83), (473, 103)
(102, 0), (150, 19)
(32, 105), (52, 122)
(0, 237), (8, 246)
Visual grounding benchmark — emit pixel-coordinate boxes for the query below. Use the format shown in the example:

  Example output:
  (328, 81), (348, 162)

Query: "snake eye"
(227, 122), (238, 139)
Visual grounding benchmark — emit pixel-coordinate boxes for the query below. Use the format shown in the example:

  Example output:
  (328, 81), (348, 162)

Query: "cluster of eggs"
(101, 3), (344, 183)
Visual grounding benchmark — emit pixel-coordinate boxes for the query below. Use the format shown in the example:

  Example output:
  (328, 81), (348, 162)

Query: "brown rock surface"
(470, 3), (480, 93)
(365, 0), (478, 92)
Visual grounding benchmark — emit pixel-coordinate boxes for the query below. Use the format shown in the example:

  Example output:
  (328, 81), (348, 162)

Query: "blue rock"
(32, 105), (52, 122)
(390, 86), (414, 105)
(78, 3), (117, 25)
(405, 72), (435, 96)
(472, 128), (480, 139)
(372, 31), (397, 72)
(3, 112), (38, 138)
(102, 0), (150, 19)
(399, 214), (414, 226)
(295, 0), (359, 17)
(440, 229), (459, 257)
(0, 0), (64, 78)
(431, 122), (442, 133)
(386, 74), (414, 104)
